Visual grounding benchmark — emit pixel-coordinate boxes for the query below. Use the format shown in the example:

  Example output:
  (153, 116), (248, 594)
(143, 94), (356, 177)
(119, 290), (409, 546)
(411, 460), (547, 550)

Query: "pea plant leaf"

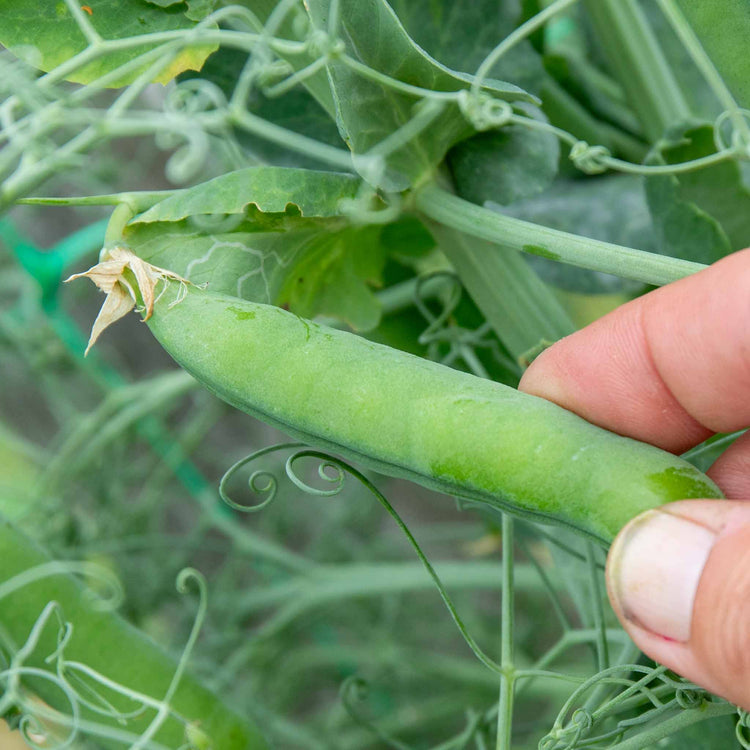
(447, 108), (560, 207)
(134, 167), (362, 223)
(0, 0), (217, 86)
(125, 166), (396, 329)
(304, 0), (535, 191)
(184, 0), (218, 22)
(675, 0), (750, 109)
(387, 0), (545, 94)
(645, 122), (750, 263)
(275, 225), (387, 330)
(126, 219), (388, 331)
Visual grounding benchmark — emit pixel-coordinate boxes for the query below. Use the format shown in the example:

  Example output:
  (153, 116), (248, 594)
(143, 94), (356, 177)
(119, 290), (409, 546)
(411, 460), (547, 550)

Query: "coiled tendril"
(457, 90), (513, 131)
(569, 141), (611, 174)
(714, 108), (750, 158)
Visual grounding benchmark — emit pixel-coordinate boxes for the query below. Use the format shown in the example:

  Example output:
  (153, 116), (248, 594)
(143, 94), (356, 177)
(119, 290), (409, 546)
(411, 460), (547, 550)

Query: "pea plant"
(1, 0), (749, 747)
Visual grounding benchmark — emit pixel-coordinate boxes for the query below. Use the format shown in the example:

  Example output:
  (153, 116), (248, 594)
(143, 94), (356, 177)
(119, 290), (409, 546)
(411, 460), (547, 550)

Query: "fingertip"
(606, 500), (750, 710)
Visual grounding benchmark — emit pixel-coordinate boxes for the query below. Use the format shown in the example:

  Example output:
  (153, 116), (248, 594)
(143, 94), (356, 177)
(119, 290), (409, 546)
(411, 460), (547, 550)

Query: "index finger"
(519, 248), (750, 455)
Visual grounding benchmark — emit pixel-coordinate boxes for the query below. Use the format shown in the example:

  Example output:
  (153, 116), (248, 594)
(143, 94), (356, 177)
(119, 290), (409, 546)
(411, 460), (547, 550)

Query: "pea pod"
(141, 281), (721, 544)
(0, 518), (267, 749)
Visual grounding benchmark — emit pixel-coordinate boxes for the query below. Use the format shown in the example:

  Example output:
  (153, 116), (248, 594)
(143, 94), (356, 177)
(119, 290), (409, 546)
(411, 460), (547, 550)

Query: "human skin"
(520, 247), (750, 711)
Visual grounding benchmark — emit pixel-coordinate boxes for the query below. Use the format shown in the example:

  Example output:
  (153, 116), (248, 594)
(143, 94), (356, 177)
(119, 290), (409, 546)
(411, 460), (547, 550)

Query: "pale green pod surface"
(147, 284), (723, 544)
(0, 519), (268, 749)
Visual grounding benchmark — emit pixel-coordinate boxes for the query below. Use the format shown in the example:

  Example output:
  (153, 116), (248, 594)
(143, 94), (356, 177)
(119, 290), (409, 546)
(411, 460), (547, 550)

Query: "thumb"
(606, 500), (750, 710)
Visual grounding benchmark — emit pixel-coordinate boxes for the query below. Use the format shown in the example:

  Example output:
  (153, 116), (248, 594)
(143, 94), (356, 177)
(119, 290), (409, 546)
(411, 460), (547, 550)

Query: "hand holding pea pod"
(522, 247), (750, 712)
(70, 248), (721, 546)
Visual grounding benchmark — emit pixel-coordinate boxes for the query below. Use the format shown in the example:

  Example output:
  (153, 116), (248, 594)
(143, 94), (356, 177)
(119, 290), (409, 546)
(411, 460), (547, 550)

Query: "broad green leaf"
(387, 0), (545, 95)
(447, 109), (559, 207)
(304, 0), (535, 191)
(126, 219), (337, 304)
(134, 168), (362, 224)
(185, 0), (218, 22)
(675, 0), (750, 109)
(126, 217), (388, 330)
(179, 42), (345, 169)
(145, 0), (216, 20)
(276, 225), (386, 330)
(646, 123), (750, 263)
(0, 0), (217, 87)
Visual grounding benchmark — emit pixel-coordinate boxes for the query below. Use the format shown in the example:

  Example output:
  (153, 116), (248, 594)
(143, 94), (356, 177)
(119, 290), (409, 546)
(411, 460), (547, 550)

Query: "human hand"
(519, 248), (750, 710)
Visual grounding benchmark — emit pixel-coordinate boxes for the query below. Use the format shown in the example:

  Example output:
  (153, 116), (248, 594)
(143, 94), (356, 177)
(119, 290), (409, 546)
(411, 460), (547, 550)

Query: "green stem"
(583, 0), (691, 140)
(612, 701), (737, 750)
(473, 0), (580, 95)
(414, 183), (706, 286)
(104, 203), (136, 247)
(586, 542), (609, 672)
(496, 514), (515, 750)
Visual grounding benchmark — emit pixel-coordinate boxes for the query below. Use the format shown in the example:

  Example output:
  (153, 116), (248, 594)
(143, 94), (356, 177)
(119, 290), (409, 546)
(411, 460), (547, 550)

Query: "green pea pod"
(0, 519), (267, 749)
(144, 282), (722, 544)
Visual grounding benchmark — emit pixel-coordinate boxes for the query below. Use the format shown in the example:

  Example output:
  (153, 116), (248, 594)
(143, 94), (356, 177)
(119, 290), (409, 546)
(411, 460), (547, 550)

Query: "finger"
(606, 500), (750, 710)
(707, 431), (750, 498)
(520, 248), (750, 454)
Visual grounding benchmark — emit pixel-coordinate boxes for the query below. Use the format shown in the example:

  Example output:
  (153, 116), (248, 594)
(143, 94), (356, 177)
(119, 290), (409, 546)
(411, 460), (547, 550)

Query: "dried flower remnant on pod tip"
(65, 247), (189, 354)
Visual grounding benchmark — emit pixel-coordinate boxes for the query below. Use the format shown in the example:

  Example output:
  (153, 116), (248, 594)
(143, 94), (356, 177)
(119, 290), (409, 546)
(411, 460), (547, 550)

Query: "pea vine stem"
(583, 0), (690, 140)
(496, 514), (515, 750)
(612, 701), (737, 750)
(414, 182), (707, 287)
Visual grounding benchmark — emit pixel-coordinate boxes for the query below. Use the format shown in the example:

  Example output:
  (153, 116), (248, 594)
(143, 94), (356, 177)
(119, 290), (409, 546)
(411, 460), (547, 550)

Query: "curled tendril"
(286, 450), (346, 497)
(412, 272), (517, 375)
(18, 713), (50, 750)
(220, 442), (308, 512)
(163, 129), (211, 184)
(221, 442), (503, 675)
(0, 562), (210, 749)
(714, 108), (750, 157)
(0, 666), (81, 750)
(674, 687), (706, 709)
(569, 141), (611, 174)
(255, 59), (295, 90)
(305, 29), (346, 60)
(737, 709), (750, 749)
(165, 79), (229, 116)
(414, 270), (463, 345)
(457, 90), (513, 131)
(570, 707), (593, 732)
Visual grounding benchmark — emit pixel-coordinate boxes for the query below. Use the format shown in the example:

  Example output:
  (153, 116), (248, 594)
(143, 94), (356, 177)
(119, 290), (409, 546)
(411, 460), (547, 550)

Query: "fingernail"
(608, 509), (716, 642)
